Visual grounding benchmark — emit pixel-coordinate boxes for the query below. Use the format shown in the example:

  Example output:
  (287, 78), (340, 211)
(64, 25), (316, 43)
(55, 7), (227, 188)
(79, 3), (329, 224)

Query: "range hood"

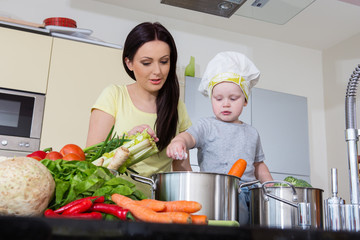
(160, 0), (247, 18)
(161, 0), (316, 24)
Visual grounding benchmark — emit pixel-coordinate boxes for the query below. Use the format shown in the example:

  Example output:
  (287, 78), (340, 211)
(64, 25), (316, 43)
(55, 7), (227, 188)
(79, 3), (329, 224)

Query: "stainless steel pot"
(249, 180), (324, 229)
(131, 171), (257, 221)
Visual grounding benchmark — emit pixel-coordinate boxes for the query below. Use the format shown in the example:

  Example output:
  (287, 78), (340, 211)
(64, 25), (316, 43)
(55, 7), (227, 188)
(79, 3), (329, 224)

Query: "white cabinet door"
(0, 27), (52, 93)
(41, 38), (133, 150)
(251, 88), (310, 178)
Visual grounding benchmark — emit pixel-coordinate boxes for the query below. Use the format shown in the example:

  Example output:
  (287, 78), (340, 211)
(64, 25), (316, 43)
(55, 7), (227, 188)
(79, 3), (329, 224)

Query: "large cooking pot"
(250, 180), (323, 229)
(131, 171), (258, 222)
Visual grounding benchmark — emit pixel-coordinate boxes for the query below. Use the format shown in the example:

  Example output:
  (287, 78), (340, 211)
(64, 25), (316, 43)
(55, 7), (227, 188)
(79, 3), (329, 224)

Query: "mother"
(86, 22), (192, 197)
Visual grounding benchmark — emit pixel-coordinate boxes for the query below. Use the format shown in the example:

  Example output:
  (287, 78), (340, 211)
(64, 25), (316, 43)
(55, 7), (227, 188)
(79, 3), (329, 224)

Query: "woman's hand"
(128, 124), (159, 142)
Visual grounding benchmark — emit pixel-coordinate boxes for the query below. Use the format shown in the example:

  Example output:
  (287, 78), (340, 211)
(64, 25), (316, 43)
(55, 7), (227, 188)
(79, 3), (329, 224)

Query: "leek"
(88, 128), (159, 174)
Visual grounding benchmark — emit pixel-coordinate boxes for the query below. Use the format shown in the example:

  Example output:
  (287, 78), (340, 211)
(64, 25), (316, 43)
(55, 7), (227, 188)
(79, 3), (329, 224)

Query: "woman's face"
(125, 40), (171, 94)
(211, 82), (247, 123)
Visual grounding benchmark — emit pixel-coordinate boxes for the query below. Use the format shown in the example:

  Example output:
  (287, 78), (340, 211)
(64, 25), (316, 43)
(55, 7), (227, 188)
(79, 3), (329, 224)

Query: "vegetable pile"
(274, 176), (312, 188)
(21, 126), (187, 223)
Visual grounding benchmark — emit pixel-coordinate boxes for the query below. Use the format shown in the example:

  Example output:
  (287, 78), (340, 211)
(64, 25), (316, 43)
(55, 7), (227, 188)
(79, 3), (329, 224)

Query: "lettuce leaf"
(41, 159), (146, 209)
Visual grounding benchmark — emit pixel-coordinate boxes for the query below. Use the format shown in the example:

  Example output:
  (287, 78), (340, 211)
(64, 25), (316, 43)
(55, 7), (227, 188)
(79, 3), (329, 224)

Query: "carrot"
(111, 194), (172, 224)
(228, 159), (247, 178)
(163, 200), (202, 213)
(138, 199), (166, 212)
(190, 215), (208, 225)
(159, 212), (192, 224)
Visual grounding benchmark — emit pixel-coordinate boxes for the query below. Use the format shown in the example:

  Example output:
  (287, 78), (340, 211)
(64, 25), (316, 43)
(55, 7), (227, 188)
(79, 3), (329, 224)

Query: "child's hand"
(167, 140), (188, 160)
(174, 151), (188, 160)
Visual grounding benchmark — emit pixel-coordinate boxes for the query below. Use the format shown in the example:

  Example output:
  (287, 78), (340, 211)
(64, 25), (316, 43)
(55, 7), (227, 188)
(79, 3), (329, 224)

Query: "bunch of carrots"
(112, 194), (208, 225)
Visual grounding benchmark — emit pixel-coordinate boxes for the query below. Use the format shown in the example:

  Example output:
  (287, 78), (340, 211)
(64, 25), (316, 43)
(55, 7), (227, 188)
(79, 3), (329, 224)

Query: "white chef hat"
(198, 51), (260, 101)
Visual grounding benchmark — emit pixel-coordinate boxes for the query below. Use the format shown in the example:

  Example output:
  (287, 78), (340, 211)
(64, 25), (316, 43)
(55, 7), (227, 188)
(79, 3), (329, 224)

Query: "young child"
(166, 51), (273, 225)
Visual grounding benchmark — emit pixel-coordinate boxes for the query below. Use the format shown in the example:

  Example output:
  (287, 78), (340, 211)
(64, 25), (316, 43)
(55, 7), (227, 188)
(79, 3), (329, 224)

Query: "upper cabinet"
(41, 38), (134, 150)
(0, 27), (52, 93)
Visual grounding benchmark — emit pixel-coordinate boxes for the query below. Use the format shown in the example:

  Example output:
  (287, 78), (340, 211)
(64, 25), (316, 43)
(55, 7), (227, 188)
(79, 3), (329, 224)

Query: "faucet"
(325, 65), (360, 231)
(345, 64), (360, 206)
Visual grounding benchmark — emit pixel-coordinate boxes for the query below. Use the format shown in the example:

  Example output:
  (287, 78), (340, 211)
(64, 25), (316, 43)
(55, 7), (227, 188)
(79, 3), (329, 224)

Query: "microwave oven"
(0, 88), (45, 157)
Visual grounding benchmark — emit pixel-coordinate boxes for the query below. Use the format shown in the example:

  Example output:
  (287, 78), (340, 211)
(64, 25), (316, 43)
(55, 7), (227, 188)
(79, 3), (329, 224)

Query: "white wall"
(1, 0), (329, 197)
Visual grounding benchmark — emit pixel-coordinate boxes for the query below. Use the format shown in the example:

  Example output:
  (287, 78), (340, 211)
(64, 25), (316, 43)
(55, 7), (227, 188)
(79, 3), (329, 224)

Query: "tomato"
(63, 153), (82, 161)
(45, 151), (64, 161)
(60, 144), (85, 161)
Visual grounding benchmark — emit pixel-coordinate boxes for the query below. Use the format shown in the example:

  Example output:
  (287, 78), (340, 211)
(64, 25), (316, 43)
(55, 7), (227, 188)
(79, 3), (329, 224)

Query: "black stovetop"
(1, 215), (359, 240)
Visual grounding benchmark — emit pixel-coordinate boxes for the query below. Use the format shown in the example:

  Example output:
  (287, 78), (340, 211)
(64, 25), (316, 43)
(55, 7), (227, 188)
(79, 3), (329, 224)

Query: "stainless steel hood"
(161, 0), (316, 24)
(160, 0), (247, 18)
(235, 0), (316, 25)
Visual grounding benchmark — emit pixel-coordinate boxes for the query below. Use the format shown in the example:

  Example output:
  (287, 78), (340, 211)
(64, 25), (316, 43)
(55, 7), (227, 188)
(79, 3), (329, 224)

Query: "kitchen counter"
(2, 216), (360, 240)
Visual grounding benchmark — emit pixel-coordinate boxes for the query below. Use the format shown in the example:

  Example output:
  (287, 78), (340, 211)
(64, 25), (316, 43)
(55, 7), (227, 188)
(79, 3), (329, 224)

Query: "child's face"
(211, 82), (247, 123)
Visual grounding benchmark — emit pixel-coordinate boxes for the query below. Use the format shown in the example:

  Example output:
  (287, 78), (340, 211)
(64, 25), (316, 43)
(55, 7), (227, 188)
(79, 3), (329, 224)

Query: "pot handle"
(262, 180), (298, 207)
(130, 174), (156, 191)
(238, 180), (260, 192)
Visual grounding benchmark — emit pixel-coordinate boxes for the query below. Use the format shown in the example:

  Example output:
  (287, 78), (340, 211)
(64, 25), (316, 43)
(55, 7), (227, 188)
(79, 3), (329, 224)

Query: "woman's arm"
(254, 161), (273, 183)
(86, 109), (115, 147)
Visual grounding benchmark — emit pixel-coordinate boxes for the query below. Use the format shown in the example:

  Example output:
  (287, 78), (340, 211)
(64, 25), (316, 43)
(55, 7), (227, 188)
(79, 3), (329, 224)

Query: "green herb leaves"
(41, 159), (146, 210)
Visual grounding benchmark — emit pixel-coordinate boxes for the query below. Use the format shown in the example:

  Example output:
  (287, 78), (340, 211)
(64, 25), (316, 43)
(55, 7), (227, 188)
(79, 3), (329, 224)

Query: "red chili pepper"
(44, 209), (102, 220)
(62, 199), (93, 215)
(27, 147), (53, 160)
(62, 212), (103, 220)
(88, 203), (130, 220)
(27, 151), (47, 160)
(54, 196), (105, 214)
(44, 209), (61, 218)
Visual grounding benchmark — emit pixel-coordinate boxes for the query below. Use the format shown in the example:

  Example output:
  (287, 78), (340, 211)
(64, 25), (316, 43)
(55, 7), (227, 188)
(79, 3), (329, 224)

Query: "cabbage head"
(0, 157), (55, 216)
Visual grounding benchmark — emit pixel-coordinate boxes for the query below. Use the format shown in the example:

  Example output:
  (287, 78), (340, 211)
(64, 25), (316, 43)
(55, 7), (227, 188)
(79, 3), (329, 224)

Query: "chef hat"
(198, 51), (260, 101)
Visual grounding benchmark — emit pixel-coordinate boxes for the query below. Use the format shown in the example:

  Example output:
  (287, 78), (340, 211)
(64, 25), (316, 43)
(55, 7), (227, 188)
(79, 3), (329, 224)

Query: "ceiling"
(96, 0), (360, 50)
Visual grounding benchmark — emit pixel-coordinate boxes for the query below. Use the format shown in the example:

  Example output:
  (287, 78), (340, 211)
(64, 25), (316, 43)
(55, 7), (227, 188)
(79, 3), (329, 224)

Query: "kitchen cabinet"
(0, 27), (52, 94)
(184, 77), (310, 182)
(251, 88), (310, 182)
(40, 38), (133, 150)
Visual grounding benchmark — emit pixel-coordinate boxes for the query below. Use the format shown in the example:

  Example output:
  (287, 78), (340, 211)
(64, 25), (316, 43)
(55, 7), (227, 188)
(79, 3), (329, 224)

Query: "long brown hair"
(122, 22), (179, 151)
